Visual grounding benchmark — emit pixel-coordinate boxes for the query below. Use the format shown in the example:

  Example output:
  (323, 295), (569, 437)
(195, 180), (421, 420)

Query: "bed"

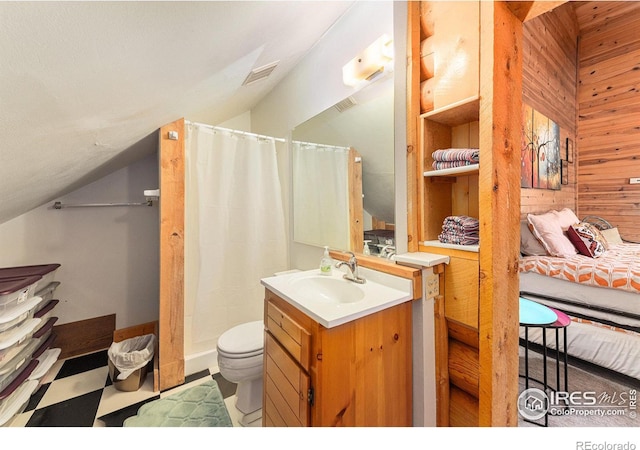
(518, 210), (640, 382)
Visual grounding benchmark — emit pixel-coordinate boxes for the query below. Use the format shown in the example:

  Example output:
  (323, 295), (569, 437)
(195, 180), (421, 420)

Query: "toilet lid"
(217, 320), (264, 355)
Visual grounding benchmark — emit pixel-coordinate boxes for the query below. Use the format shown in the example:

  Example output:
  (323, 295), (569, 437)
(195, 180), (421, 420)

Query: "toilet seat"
(217, 320), (264, 358)
(218, 347), (262, 359)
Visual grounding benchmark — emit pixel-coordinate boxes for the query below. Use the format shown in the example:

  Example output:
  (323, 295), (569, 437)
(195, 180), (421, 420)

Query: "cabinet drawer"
(265, 299), (310, 371)
(264, 332), (310, 427)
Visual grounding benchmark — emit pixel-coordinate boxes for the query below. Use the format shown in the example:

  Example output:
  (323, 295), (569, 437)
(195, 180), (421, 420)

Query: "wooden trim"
(329, 250), (422, 300)
(406, 1), (422, 252)
(434, 295), (449, 426)
(348, 147), (364, 253)
(53, 314), (115, 359)
(112, 321), (157, 342)
(477, 1), (521, 426)
(158, 118), (185, 391)
(506, 1), (567, 23)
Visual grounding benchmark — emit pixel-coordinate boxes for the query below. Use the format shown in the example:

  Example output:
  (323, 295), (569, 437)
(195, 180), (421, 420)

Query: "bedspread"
(519, 243), (640, 295)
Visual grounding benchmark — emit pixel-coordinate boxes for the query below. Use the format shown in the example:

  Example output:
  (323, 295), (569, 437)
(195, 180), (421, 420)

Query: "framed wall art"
(521, 104), (561, 190)
(566, 137), (574, 163)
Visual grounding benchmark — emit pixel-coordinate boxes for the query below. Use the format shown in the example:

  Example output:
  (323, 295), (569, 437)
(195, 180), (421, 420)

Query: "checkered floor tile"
(6, 349), (249, 427)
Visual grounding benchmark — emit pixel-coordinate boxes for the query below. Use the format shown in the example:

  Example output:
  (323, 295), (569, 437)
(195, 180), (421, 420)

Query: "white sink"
(289, 274), (366, 304)
(261, 267), (412, 328)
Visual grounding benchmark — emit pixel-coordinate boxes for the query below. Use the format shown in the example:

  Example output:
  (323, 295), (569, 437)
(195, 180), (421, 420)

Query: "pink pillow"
(527, 211), (578, 257)
(555, 208), (580, 230)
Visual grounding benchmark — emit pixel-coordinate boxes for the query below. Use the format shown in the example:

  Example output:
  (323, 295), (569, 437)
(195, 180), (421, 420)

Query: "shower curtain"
(292, 141), (350, 250)
(185, 123), (287, 355)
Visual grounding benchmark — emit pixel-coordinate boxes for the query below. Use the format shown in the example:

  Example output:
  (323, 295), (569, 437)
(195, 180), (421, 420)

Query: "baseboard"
(185, 348), (219, 376)
(53, 314), (116, 359)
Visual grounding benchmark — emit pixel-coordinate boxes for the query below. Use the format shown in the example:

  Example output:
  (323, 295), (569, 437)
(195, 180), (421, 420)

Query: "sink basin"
(289, 275), (365, 304)
(261, 268), (413, 328)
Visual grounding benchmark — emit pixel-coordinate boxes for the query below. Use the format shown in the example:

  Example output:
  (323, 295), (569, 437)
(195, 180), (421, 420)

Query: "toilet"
(216, 320), (264, 425)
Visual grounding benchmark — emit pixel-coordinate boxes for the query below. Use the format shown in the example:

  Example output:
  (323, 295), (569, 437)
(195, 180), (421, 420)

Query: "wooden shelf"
(424, 164), (479, 178)
(420, 95), (480, 127)
(422, 240), (479, 253)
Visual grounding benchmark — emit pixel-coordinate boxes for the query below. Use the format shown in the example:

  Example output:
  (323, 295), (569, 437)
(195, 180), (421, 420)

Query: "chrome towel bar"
(53, 200), (153, 209)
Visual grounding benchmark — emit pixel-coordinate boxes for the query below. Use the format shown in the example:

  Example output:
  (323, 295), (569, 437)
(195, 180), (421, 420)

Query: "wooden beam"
(158, 118), (185, 391)
(507, 1), (567, 23)
(407, 1), (422, 252)
(477, 1), (522, 427)
(348, 147), (364, 253)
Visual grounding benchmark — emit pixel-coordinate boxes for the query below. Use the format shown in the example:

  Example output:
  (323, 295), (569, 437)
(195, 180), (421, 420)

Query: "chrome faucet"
(335, 251), (366, 284)
(379, 245), (396, 260)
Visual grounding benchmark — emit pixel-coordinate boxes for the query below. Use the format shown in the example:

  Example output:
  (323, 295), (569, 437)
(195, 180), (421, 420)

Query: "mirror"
(292, 75), (395, 257)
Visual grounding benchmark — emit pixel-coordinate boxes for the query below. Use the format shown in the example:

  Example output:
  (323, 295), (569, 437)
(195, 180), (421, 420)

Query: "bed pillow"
(601, 227), (624, 245)
(555, 208), (580, 230)
(520, 220), (548, 256)
(567, 222), (608, 258)
(527, 211), (578, 257)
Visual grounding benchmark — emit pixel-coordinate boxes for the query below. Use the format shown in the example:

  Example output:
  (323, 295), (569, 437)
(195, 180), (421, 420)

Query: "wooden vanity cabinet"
(263, 289), (413, 427)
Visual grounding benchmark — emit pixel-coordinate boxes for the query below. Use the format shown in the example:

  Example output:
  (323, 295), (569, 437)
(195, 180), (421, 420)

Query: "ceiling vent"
(242, 61), (279, 86)
(334, 96), (357, 113)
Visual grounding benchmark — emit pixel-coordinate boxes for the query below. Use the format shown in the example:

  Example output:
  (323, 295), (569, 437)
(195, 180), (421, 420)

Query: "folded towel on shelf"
(438, 215), (479, 245)
(431, 148), (479, 170)
(432, 161), (476, 170)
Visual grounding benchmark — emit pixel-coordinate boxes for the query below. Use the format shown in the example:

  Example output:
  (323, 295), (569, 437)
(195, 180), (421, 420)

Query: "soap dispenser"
(363, 240), (372, 256)
(319, 246), (333, 275)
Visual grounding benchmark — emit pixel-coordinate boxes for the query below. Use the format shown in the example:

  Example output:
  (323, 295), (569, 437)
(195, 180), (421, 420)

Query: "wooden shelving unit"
(407, 0), (524, 427)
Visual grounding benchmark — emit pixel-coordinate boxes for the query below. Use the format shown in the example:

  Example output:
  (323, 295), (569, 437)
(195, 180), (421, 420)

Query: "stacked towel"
(432, 148), (479, 170)
(438, 215), (479, 245)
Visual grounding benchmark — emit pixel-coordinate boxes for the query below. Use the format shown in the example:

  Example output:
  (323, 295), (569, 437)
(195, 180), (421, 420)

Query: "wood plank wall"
(521, 3), (579, 218)
(575, 1), (640, 242)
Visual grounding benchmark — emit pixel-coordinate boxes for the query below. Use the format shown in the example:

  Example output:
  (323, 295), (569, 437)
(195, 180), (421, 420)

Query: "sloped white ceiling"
(0, 1), (353, 225)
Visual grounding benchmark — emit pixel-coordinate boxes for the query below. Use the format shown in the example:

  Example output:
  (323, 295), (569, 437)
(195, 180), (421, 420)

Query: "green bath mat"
(123, 379), (233, 427)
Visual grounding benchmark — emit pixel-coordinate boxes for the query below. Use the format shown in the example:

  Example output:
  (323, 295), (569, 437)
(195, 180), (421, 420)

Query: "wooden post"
(158, 118), (185, 391)
(348, 147), (364, 253)
(406, 1), (422, 252)
(478, 1), (522, 426)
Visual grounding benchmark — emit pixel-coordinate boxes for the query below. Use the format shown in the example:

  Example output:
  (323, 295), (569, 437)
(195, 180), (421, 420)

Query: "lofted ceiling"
(0, 1), (354, 225)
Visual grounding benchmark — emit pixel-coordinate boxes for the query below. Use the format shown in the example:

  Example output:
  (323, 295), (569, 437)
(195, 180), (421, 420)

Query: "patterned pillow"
(567, 222), (608, 258)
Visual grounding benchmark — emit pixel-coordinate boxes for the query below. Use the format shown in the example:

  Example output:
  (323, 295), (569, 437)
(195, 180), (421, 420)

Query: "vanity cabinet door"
(265, 292), (311, 370)
(263, 331), (310, 427)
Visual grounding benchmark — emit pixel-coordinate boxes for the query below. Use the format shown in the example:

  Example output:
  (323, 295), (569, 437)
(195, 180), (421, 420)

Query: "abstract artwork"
(521, 104), (561, 190)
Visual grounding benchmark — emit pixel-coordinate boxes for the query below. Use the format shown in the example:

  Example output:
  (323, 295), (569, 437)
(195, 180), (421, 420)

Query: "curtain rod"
(53, 201), (153, 209)
(292, 140), (350, 151)
(185, 120), (286, 143)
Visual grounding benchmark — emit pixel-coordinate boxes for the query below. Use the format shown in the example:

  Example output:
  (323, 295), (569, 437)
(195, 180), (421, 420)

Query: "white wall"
(251, 1), (396, 270)
(0, 152), (159, 329)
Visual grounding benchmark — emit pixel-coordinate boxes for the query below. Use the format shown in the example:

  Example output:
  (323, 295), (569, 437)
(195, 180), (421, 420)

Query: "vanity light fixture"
(342, 34), (394, 87)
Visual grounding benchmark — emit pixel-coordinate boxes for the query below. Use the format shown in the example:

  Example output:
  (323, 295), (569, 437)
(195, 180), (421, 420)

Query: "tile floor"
(7, 349), (253, 427)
